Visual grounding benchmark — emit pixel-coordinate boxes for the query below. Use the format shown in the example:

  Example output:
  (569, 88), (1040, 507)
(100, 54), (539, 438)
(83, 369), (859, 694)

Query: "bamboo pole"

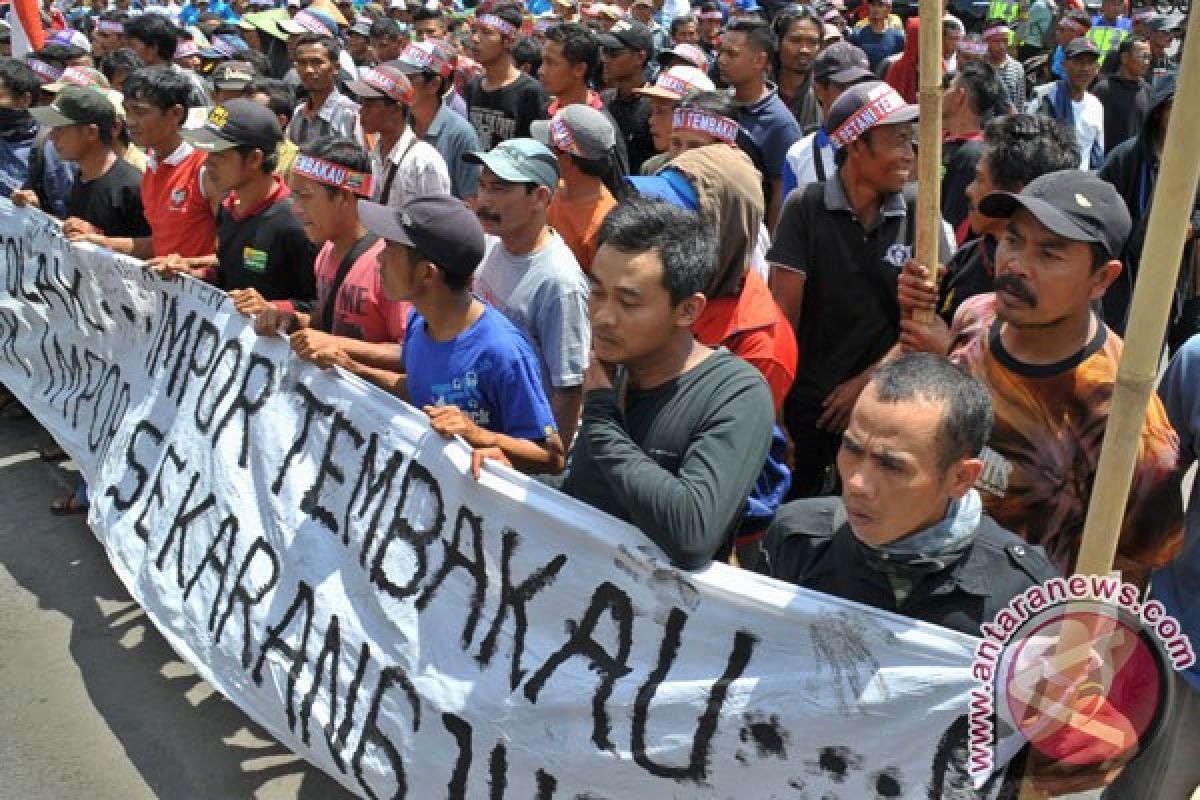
(1015, 10), (1200, 800)
(912, 0), (943, 323)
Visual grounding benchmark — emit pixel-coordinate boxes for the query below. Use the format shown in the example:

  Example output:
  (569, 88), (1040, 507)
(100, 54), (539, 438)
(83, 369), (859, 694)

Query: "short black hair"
(249, 77), (296, 122)
(669, 13), (696, 37)
(512, 37), (543, 73)
(370, 16), (403, 38)
(240, 49), (272, 76)
(952, 60), (1005, 118)
(0, 58), (41, 104)
(489, 4), (525, 34)
(301, 136), (372, 196)
(772, 4), (823, 43)
(727, 17), (777, 62)
(983, 113), (1080, 191)
(597, 196), (717, 306)
(124, 12), (179, 61)
(34, 44), (85, 69)
(870, 353), (994, 470)
(294, 33), (341, 62)
(411, 5), (443, 22)
(235, 142), (280, 173)
(544, 22), (598, 74)
(122, 64), (193, 112)
(99, 47), (145, 82)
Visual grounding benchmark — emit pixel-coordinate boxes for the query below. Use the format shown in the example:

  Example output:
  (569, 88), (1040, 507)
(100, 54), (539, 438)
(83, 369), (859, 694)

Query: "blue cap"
(735, 0), (761, 11)
(624, 168), (700, 211)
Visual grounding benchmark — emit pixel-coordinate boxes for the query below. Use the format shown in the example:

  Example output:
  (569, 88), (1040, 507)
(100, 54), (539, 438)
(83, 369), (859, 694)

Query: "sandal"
(39, 444), (68, 462)
(50, 493), (89, 515)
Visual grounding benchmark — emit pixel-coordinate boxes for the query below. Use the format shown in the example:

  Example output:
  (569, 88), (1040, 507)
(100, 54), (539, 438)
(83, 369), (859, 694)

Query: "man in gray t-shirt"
(466, 138), (590, 448)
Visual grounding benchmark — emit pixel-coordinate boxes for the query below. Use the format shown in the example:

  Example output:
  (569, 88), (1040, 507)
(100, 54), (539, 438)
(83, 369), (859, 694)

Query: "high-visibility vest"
(1086, 23), (1129, 56)
(988, 0), (1019, 24)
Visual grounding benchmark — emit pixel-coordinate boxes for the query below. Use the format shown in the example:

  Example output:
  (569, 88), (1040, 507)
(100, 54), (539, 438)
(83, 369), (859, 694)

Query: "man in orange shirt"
(75, 65), (217, 261)
(531, 104), (620, 273)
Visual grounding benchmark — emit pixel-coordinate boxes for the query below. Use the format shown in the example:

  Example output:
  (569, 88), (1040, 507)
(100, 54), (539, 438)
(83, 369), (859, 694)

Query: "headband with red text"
(400, 42), (454, 78)
(982, 23), (1010, 39)
(294, 154), (375, 196)
(28, 59), (63, 84)
(829, 84), (910, 148)
(475, 14), (518, 37)
(96, 19), (125, 34)
(360, 67), (413, 103)
(673, 108), (738, 144)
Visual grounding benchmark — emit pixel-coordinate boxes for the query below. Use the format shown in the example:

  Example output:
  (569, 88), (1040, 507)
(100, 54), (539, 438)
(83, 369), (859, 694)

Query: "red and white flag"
(6, 0), (46, 59)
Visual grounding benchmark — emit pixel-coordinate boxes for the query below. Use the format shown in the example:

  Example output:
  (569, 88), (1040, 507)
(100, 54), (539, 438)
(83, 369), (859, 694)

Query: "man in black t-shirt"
(177, 99), (317, 315)
(464, 4), (549, 149)
(28, 85), (150, 240)
(599, 19), (656, 174)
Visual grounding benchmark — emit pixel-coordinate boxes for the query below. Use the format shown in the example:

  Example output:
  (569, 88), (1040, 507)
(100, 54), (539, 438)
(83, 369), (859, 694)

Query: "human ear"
(1089, 259), (1123, 301)
(946, 457), (983, 498)
(674, 292), (708, 327)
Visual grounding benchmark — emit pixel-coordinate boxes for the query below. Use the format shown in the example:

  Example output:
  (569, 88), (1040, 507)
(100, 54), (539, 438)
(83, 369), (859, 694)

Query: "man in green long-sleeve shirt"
(561, 197), (775, 570)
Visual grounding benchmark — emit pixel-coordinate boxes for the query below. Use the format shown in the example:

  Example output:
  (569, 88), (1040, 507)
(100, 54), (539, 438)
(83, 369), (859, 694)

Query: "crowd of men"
(0, 0), (1197, 793)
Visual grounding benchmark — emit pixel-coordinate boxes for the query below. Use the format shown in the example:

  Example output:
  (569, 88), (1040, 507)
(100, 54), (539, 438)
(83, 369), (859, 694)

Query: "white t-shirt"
(1027, 86), (1105, 170)
(475, 231), (590, 391)
(370, 127), (453, 209)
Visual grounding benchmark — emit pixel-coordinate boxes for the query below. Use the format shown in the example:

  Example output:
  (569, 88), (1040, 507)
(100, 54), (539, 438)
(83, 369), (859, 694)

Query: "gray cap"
(463, 138), (560, 189)
(358, 194), (486, 281)
(813, 41), (873, 84)
(978, 170), (1132, 259)
(531, 104), (616, 161)
(825, 80), (918, 148)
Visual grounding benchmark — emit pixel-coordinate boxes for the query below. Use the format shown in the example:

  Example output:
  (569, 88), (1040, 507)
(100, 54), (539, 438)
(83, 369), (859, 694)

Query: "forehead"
(591, 243), (668, 290)
(783, 16), (821, 35)
(295, 43), (332, 60)
(849, 385), (945, 459)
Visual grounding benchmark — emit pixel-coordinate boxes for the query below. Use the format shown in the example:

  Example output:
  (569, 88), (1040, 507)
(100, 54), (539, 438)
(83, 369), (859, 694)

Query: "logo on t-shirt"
(170, 187), (188, 209)
(884, 243), (912, 269)
(243, 247), (268, 273)
(977, 445), (1013, 498)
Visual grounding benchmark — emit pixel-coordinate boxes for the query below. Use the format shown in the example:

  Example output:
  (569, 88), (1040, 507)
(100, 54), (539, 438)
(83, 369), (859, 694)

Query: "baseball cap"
(200, 33), (251, 59)
(47, 29), (92, 53)
(278, 9), (338, 36)
(182, 98), (283, 153)
(825, 80), (918, 148)
(656, 42), (708, 69)
(463, 138), (559, 189)
(597, 18), (654, 53)
(812, 41), (872, 84)
(978, 170), (1132, 260)
(634, 65), (715, 101)
(395, 40), (454, 78)
(175, 39), (201, 59)
(1065, 36), (1102, 59)
(625, 168), (700, 211)
(1145, 14), (1177, 32)
(531, 104), (616, 161)
(348, 14), (373, 35)
(345, 65), (414, 103)
(358, 194), (486, 282)
(30, 85), (117, 128)
(43, 66), (110, 93)
(211, 60), (256, 90)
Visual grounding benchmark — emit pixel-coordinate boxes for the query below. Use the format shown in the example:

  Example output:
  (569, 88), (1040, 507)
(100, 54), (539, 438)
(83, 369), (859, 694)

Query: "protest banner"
(0, 199), (995, 798)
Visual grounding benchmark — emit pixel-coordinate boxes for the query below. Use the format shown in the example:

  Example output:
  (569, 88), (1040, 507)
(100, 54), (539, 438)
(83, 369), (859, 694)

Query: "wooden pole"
(913, 0), (943, 323)
(1074, 8), (1200, 578)
(1015, 11), (1200, 800)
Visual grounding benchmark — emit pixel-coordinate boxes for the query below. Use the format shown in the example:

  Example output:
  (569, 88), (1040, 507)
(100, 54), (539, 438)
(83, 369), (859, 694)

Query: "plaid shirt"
(286, 89), (365, 149)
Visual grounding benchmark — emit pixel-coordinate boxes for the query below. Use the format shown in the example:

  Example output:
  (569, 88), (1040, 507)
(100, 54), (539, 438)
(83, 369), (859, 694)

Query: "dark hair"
(772, 4), (823, 43)
(597, 196), (717, 306)
(0, 58), (41, 104)
(670, 13), (697, 37)
(249, 77), (296, 122)
(124, 12), (179, 61)
(870, 353), (994, 470)
(983, 113), (1080, 191)
(235, 142), (280, 173)
(727, 17), (778, 62)
(412, 6), (443, 22)
(99, 47), (145, 84)
(952, 60), (1005, 119)
(294, 33), (341, 61)
(122, 64), (193, 111)
(301, 136), (372, 196)
(241, 49), (273, 76)
(34, 44), (85, 69)
(544, 22), (598, 75)
(489, 4), (525, 34)
(512, 37), (543, 73)
(370, 16), (403, 38)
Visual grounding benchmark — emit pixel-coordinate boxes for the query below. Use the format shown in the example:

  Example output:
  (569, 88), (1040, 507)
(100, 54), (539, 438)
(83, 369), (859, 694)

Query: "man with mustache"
(904, 169), (1183, 583)
(467, 138), (589, 449)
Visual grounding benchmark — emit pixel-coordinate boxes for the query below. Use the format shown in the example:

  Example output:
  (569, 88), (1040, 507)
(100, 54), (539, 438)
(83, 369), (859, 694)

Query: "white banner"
(0, 200), (995, 799)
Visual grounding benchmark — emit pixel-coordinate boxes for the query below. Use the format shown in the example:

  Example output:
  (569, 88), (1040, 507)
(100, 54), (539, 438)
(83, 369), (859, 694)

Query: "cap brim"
(344, 79), (387, 98)
(625, 175), (696, 210)
(393, 59), (426, 74)
(213, 79), (253, 89)
(595, 32), (623, 48)
(276, 20), (306, 34)
(884, 105), (920, 125)
(977, 191), (1100, 244)
(29, 105), (77, 127)
(181, 126), (241, 152)
(462, 150), (536, 184)
(633, 85), (680, 100)
(358, 199), (414, 246)
(824, 65), (874, 84)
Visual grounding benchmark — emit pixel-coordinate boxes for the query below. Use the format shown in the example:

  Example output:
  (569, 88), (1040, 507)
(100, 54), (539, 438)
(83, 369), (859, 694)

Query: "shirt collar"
(313, 89), (349, 122)
(148, 139), (195, 170)
(384, 126), (417, 164)
(426, 103), (450, 136)
(824, 169), (907, 217)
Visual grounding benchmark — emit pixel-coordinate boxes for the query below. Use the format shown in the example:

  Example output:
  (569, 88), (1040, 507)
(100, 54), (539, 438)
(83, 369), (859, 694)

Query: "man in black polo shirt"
(598, 18), (656, 174)
(768, 80), (952, 498)
(179, 99), (317, 315)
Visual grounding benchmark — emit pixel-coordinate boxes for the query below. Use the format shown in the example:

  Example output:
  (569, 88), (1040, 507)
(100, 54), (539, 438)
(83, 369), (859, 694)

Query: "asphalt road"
(0, 406), (354, 800)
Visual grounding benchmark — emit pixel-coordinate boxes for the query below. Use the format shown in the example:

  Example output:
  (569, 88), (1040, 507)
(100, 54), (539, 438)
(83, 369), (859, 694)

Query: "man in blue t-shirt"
(849, 0), (905, 72)
(315, 193), (566, 479)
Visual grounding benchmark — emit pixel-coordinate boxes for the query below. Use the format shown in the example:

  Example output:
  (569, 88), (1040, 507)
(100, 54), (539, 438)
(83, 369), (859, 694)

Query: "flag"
(7, 0), (46, 58)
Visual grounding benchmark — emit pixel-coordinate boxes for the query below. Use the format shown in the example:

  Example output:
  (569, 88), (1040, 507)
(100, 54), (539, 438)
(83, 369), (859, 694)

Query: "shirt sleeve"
(577, 369), (775, 570)
(1160, 336), (1200, 467)
(535, 282), (590, 388)
(765, 187), (812, 273)
(492, 339), (558, 441)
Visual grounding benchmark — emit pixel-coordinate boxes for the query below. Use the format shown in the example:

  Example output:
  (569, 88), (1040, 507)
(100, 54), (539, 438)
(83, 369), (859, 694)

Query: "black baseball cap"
(182, 98), (283, 153)
(813, 41), (873, 84)
(211, 60), (256, 90)
(29, 85), (117, 128)
(358, 194), (486, 281)
(978, 170), (1132, 259)
(597, 18), (654, 53)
